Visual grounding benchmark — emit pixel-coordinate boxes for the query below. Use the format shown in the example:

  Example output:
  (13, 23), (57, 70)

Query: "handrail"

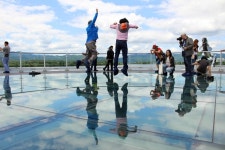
(9, 50), (225, 73)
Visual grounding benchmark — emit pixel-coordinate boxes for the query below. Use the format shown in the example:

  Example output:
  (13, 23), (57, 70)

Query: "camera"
(177, 36), (183, 47)
(150, 49), (155, 54)
(206, 76), (214, 82)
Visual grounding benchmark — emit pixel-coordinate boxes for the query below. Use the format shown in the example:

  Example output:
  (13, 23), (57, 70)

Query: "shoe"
(114, 68), (119, 76)
(103, 68), (106, 71)
(113, 83), (119, 91)
(169, 73), (173, 76)
(155, 70), (158, 74)
(182, 72), (192, 77)
(29, 71), (41, 77)
(121, 83), (128, 94)
(163, 72), (167, 76)
(121, 83), (128, 91)
(94, 69), (98, 71)
(86, 70), (91, 73)
(76, 87), (82, 96)
(3, 71), (10, 73)
(191, 71), (197, 75)
(175, 109), (180, 113)
(121, 69), (128, 76)
(196, 72), (202, 76)
(76, 60), (81, 69)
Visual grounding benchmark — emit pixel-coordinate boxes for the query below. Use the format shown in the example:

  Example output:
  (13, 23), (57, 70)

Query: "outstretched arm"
(110, 22), (117, 29)
(91, 8), (98, 25)
(129, 24), (138, 29)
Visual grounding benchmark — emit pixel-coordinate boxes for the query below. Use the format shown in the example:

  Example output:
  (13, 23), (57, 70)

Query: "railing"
(8, 50), (225, 73)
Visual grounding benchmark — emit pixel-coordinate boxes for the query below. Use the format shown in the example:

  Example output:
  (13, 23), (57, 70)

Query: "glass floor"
(0, 71), (225, 150)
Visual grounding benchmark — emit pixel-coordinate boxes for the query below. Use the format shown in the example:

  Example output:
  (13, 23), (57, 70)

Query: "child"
(103, 45), (114, 71)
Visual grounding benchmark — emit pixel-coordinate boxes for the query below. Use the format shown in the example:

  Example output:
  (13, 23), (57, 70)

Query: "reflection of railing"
(10, 50), (225, 72)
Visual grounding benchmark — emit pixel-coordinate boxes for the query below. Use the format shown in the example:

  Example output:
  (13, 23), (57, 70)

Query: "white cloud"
(0, 0), (224, 54)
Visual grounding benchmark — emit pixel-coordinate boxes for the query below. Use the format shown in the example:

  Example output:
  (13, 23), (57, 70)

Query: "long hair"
(193, 39), (199, 52)
(193, 39), (199, 47)
(166, 49), (172, 57)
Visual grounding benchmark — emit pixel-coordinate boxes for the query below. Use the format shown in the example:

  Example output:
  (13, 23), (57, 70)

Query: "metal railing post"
(43, 53), (47, 72)
(19, 51), (23, 73)
(65, 53), (69, 71)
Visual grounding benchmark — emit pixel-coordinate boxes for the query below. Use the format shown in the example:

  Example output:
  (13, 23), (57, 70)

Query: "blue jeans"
(163, 64), (174, 73)
(2, 57), (9, 72)
(114, 40), (128, 71)
(184, 56), (192, 73)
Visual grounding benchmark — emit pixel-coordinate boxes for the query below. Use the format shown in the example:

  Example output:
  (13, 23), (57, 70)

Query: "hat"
(152, 45), (157, 49)
(151, 44), (158, 51)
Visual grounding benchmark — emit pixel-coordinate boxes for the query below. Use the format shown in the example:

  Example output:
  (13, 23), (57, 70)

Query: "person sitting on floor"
(163, 49), (175, 76)
(192, 56), (214, 81)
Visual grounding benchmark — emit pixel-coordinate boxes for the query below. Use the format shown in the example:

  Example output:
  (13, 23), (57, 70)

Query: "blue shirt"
(86, 12), (98, 43)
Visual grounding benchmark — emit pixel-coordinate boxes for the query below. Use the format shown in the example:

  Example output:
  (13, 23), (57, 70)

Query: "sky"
(0, 0), (225, 54)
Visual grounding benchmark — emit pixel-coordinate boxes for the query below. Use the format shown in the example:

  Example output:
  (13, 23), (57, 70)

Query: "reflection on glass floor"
(0, 71), (225, 150)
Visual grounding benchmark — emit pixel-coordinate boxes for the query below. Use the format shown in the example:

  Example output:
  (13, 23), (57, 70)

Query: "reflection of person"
(110, 83), (137, 138)
(195, 75), (209, 93)
(0, 41), (11, 73)
(163, 75), (175, 99)
(0, 75), (12, 106)
(150, 75), (165, 100)
(76, 9), (99, 72)
(76, 72), (99, 144)
(103, 71), (114, 97)
(103, 45), (114, 71)
(175, 76), (197, 117)
(110, 18), (138, 76)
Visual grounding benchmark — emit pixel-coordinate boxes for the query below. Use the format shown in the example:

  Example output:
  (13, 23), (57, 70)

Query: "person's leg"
(86, 42), (97, 72)
(3, 57), (9, 72)
(93, 57), (98, 71)
(121, 41), (128, 76)
(186, 56), (192, 74)
(114, 41), (121, 75)
(110, 60), (113, 71)
(207, 66), (212, 77)
(183, 56), (187, 73)
(166, 67), (174, 76)
(162, 64), (167, 75)
(183, 56), (192, 76)
(105, 60), (110, 71)
(121, 41), (128, 71)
